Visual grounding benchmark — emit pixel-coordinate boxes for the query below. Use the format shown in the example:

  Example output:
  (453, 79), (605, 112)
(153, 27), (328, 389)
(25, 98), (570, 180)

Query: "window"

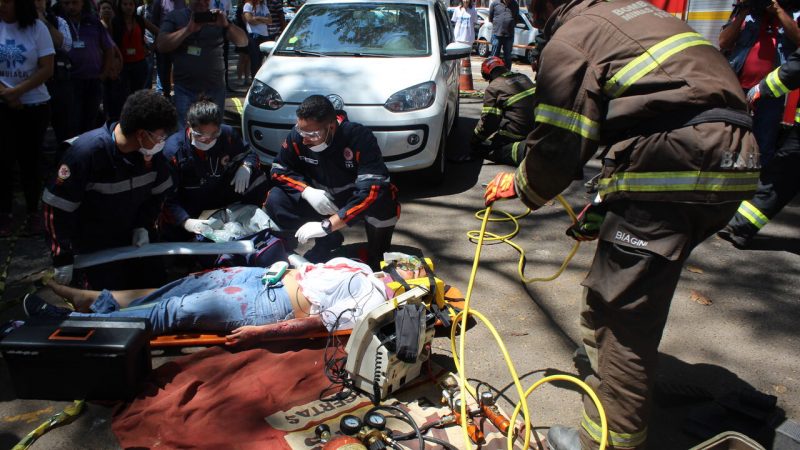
(275, 3), (431, 57)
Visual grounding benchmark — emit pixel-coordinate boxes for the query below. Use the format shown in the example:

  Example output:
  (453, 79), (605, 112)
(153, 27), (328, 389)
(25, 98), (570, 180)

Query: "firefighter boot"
(547, 426), (581, 450)
(365, 224), (394, 271)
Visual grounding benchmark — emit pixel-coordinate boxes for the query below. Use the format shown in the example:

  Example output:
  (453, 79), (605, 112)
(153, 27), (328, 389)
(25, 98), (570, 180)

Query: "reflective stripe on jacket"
(474, 71), (536, 142)
(516, 0), (759, 209)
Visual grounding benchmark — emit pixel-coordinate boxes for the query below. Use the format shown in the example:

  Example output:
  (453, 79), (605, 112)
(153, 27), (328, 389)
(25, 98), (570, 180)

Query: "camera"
(193, 11), (219, 23)
(736, 0), (800, 13)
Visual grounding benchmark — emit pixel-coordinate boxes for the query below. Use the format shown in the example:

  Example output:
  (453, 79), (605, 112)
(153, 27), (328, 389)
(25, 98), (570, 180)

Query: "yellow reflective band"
(604, 32), (712, 98)
(599, 170), (759, 195)
(499, 129), (526, 140)
(765, 67), (790, 98)
(535, 104), (600, 140)
(737, 200), (769, 229)
(482, 106), (502, 115)
(795, 108), (800, 123)
(511, 141), (524, 164)
(514, 166), (548, 206)
(581, 411), (647, 447)
(506, 87), (536, 107)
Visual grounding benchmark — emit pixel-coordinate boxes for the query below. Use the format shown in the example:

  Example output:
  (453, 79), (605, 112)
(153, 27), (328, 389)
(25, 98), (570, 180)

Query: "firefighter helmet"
(481, 56), (506, 81)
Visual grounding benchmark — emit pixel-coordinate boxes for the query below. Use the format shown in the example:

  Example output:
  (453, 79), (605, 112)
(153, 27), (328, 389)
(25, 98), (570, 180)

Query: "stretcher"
(149, 284), (466, 348)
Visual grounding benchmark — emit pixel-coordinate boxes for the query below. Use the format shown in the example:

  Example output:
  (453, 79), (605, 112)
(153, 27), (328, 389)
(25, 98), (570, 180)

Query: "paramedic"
(265, 95), (400, 268)
(159, 98), (268, 241)
(42, 90), (176, 289)
(483, 0), (760, 447)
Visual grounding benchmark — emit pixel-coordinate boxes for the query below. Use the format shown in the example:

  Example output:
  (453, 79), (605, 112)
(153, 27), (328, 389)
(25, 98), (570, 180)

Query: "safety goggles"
(189, 128), (222, 141)
(294, 124), (327, 140)
(145, 130), (168, 144)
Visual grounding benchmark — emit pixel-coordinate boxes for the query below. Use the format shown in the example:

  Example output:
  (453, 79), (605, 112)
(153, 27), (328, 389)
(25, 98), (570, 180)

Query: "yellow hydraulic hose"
(451, 196), (608, 450)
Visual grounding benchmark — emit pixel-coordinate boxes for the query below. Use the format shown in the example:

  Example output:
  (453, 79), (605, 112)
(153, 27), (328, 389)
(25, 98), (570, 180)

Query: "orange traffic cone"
(459, 56), (475, 92)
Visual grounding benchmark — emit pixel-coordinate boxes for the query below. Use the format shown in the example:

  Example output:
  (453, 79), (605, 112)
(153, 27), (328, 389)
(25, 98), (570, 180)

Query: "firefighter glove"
(295, 221), (328, 244)
(565, 202), (606, 241)
(231, 164), (252, 194)
(53, 264), (74, 285)
(746, 84), (761, 107)
(184, 218), (213, 235)
(484, 172), (517, 206)
(132, 227), (150, 247)
(301, 187), (338, 216)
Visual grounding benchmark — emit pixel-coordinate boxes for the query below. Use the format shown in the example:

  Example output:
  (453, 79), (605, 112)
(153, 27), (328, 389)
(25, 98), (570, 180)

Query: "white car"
(242, 0), (472, 182)
(475, 9), (538, 63)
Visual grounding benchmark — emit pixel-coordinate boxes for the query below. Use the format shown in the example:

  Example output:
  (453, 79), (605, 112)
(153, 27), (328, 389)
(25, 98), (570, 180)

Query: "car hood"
(255, 55), (438, 104)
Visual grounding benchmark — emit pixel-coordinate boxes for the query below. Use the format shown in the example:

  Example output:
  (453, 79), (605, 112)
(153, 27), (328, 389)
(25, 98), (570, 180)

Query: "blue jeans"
(173, 83), (226, 130)
(491, 34), (514, 69)
(69, 267), (294, 334)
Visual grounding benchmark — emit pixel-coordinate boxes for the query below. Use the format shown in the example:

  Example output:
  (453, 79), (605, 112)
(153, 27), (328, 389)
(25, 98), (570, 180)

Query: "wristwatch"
(321, 219), (332, 235)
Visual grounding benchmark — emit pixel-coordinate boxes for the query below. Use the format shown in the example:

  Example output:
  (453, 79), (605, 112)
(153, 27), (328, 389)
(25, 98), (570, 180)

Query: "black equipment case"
(0, 317), (152, 400)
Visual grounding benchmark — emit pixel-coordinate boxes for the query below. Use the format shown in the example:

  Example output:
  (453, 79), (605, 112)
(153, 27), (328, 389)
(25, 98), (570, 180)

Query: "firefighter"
(159, 98), (269, 242)
(465, 56), (536, 165)
(42, 90), (177, 290)
(264, 95), (399, 269)
(718, 49), (800, 248)
(483, 0), (760, 447)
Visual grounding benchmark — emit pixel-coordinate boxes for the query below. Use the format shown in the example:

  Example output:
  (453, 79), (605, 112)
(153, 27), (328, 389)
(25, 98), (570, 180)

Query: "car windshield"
(275, 3), (431, 57)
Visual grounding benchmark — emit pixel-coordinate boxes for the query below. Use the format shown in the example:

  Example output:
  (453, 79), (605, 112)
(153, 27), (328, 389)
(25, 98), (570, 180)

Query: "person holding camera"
(156, 0), (247, 128)
(719, 0), (800, 167)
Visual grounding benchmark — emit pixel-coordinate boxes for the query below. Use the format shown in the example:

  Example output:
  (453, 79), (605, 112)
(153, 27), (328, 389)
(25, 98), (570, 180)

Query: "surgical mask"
(138, 139), (165, 157)
(307, 126), (332, 152)
(192, 137), (217, 151)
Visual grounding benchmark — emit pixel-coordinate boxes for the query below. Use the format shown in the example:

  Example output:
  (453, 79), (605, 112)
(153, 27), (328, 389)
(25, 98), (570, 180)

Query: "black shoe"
(304, 231), (345, 263)
(717, 226), (751, 250)
(23, 294), (71, 319)
(547, 425), (581, 450)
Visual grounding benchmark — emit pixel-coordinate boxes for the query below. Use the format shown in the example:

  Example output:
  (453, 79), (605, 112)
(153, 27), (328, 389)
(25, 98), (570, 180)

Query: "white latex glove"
(53, 264), (74, 285)
(132, 227), (149, 247)
(230, 164), (252, 194)
(295, 221), (327, 244)
(183, 218), (213, 235)
(300, 187), (338, 216)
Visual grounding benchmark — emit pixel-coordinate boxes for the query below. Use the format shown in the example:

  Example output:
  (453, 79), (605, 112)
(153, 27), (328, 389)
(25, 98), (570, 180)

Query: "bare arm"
(773, 2), (800, 46)
(225, 316), (327, 347)
(156, 22), (200, 53)
(719, 8), (747, 50)
(0, 54), (54, 106)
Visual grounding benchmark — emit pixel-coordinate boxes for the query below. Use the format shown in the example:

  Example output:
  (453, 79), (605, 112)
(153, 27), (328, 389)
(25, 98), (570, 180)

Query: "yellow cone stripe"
(765, 67), (791, 97)
(599, 170), (759, 195)
(535, 104), (600, 140)
(604, 32), (712, 98)
(232, 97), (244, 116)
(737, 200), (769, 229)
(582, 411), (647, 448)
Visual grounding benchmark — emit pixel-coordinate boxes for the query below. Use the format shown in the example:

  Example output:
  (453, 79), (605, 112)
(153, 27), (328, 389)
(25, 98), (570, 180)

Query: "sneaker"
(24, 212), (44, 237)
(0, 214), (13, 238)
(303, 231), (345, 263)
(23, 293), (71, 319)
(716, 226), (751, 250)
(547, 426), (581, 450)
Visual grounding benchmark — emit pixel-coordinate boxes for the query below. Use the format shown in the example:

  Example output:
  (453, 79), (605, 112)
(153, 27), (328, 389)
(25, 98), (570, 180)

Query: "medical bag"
(0, 317), (152, 401)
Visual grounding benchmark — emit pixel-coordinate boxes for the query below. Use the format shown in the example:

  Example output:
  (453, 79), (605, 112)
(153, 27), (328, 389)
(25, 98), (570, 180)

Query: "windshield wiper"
(277, 49), (326, 57)
(324, 51), (392, 57)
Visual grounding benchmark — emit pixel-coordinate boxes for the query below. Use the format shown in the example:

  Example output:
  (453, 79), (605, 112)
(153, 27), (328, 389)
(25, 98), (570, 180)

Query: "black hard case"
(0, 317), (152, 400)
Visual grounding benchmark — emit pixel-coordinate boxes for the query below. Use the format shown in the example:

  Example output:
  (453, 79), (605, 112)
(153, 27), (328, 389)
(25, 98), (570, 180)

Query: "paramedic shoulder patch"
(58, 164), (71, 181)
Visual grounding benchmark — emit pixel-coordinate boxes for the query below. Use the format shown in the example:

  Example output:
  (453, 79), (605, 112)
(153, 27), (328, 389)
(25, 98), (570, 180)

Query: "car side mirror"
(260, 41), (277, 55)
(442, 42), (472, 60)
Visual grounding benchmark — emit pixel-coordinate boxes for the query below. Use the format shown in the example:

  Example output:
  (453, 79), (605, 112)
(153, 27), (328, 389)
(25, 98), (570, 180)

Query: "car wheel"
(477, 40), (490, 57)
(420, 116), (447, 185)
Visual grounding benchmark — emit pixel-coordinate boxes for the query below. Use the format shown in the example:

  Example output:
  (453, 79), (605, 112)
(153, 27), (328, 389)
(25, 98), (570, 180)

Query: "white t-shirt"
(210, 0), (232, 15)
(451, 7), (478, 44)
(242, 1), (270, 37)
(297, 258), (388, 332)
(0, 20), (55, 104)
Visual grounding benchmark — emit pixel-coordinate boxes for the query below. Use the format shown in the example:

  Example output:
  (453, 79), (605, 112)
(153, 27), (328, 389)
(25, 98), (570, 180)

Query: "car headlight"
(384, 81), (436, 112)
(248, 80), (284, 110)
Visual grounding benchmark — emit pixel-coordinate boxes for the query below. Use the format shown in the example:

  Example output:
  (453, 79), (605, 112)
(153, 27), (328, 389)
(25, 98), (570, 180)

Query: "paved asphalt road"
(0, 58), (798, 449)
